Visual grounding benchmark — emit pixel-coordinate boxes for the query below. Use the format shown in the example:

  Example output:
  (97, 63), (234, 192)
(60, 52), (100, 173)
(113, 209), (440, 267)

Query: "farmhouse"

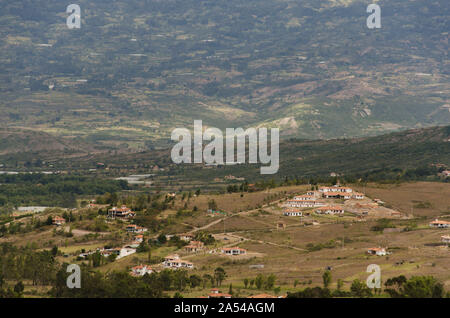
(100, 248), (121, 257)
(126, 224), (148, 233)
(163, 257), (194, 269)
(429, 219), (450, 228)
(221, 247), (247, 256)
(130, 265), (153, 277)
(164, 254), (180, 262)
(184, 241), (204, 253)
(108, 205), (135, 219)
(367, 247), (387, 256)
(442, 170), (450, 177)
(315, 206), (344, 215)
(52, 216), (66, 226)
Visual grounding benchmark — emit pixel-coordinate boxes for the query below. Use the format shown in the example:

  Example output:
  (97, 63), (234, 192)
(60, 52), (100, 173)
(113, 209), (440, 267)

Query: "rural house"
(429, 219), (450, 228)
(315, 206), (344, 215)
(52, 216), (66, 226)
(367, 247), (387, 256)
(130, 265), (153, 277)
(108, 205), (136, 219)
(184, 241), (204, 253)
(126, 224), (148, 233)
(221, 247), (247, 256)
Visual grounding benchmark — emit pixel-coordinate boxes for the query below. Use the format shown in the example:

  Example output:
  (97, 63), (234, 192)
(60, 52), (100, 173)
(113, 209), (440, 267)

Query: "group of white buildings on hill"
(282, 185), (367, 216)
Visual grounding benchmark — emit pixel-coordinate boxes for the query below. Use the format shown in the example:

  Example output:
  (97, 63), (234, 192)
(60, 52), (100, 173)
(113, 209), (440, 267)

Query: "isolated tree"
(337, 279), (343, 291)
(243, 278), (249, 289)
(255, 274), (264, 290)
(202, 274), (212, 289)
(14, 281), (24, 296)
(350, 279), (372, 297)
(189, 275), (202, 289)
(214, 267), (227, 287)
(266, 274), (276, 290)
(157, 234), (167, 244)
(322, 271), (332, 288)
(51, 245), (58, 257)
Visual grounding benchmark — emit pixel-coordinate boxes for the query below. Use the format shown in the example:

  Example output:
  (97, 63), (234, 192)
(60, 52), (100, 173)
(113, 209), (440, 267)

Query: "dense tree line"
(0, 174), (128, 209)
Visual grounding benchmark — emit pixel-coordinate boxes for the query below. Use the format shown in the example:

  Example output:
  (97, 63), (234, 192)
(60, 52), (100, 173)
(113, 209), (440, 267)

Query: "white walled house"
(130, 265), (153, 277)
(429, 219), (450, 228)
(315, 206), (344, 215)
(126, 224), (148, 233)
(367, 247), (387, 256)
(284, 210), (303, 217)
(221, 247), (247, 256)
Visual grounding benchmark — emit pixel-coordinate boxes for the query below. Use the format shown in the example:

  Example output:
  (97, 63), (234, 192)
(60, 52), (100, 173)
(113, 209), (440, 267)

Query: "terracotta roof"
(430, 219), (450, 225)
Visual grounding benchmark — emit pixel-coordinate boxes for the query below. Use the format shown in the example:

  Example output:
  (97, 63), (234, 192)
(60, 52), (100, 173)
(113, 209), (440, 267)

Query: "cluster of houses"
(429, 219), (450, 245)
(283, 186), (364, 212)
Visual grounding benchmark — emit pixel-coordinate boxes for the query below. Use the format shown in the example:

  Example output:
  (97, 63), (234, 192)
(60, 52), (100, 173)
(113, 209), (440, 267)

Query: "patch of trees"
(0, 174), (128, 209)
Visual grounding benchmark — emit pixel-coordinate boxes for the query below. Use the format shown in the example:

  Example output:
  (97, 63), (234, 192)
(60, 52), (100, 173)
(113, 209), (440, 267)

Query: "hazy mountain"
(0, 0), (448, 150)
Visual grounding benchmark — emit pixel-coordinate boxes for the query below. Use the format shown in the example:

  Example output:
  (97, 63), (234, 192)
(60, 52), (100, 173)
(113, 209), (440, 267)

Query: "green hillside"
(0, 0), (448, 149)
